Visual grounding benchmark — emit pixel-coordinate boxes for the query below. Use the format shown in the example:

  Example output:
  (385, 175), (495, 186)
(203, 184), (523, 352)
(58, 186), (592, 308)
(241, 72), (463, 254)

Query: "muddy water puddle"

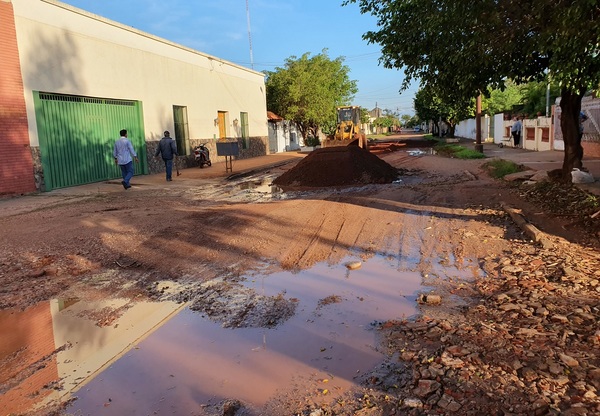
(1, 255), (476, 415)
(65, 256), (424, 415)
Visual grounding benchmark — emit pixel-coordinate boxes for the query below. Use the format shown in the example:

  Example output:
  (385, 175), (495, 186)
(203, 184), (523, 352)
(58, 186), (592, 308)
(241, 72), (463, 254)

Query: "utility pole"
(475, 93), (483, 153)
(246, 0), (254, 69)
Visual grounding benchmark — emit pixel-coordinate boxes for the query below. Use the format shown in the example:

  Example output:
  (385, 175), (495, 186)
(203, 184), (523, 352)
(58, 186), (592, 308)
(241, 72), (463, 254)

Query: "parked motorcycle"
(194, 143), (212, 168)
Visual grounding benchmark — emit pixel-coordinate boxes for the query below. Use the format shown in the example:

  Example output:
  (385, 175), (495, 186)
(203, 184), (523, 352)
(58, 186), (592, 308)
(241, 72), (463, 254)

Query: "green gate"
(34, 92), (147, 191)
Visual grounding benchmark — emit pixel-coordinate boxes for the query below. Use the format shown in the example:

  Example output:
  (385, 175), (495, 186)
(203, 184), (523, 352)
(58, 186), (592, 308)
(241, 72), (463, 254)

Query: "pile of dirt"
(272, 145), (399, 188)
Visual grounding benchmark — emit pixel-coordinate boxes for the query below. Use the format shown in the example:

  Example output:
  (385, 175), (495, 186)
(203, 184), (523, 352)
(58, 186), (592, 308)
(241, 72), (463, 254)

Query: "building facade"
(1, 0), (269, 193)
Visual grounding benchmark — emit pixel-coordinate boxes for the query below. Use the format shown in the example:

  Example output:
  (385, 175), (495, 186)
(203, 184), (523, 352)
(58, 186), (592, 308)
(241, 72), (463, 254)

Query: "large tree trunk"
(559, 88), (586, 181)
(447, 123), (456, 138)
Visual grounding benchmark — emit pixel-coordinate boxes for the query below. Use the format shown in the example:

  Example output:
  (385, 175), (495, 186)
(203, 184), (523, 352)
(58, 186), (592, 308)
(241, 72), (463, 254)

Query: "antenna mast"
(246, 0), (254, 69)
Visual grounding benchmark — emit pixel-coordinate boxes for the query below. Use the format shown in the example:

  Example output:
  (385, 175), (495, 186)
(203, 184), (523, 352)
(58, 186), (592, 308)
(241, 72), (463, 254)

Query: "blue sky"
(61, 0), (418, 115)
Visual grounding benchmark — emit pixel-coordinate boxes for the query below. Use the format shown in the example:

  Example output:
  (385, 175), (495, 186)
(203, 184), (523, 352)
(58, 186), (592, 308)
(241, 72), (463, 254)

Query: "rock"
(402, 398), (423, 408)
(413, 379), (441, 397)
(503, 170), (537, 181)
(439, 352), (465, 368)
(222, 399), (242, 416)
(549, 363), (563, 375)
(559, 353), (580, 368)
(529, 171), (549, 182)
(345, 261), (362, 270)
(519, 366), (538, 382)
(417, 294), (441, 305)
(446, 345), (471, 357)
(551, 314), (569, 324)
(499, 303), (521, 312)
(502, 265), (524, 275)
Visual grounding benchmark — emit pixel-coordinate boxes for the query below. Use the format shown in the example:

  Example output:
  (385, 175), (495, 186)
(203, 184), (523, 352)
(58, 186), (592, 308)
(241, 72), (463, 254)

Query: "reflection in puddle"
(237, 179), (283, 195)
(67, 256), (423, 415)
(0, 298), (183, 415)
(2, 255), (480, 415)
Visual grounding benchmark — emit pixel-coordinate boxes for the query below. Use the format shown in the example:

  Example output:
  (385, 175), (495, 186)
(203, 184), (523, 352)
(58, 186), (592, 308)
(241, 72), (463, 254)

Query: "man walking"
(113, 129), (138, 189)
(155, 131), (178, 181)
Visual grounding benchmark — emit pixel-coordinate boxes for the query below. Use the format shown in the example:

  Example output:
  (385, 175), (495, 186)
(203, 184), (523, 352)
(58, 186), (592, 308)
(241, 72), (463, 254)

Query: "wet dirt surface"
(2, 139), (600, 415)
(65, 257), (428, 415)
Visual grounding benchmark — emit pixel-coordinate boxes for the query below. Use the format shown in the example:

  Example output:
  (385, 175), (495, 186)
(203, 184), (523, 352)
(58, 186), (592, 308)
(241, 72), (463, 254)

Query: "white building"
(1, 0), (268, 192)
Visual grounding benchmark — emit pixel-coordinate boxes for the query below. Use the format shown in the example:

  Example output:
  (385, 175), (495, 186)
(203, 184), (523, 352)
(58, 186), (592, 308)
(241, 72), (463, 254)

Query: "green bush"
(305, 136), (321, 147)
(434, 143), (485, 159)
(482, 159), (523, 178)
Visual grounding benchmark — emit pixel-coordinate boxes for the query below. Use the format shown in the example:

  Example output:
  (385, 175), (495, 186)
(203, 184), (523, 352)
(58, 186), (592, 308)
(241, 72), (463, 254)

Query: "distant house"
(1, 0), (268, 194)
(369, 107), (383, 119)
(267, 111), (305, 152)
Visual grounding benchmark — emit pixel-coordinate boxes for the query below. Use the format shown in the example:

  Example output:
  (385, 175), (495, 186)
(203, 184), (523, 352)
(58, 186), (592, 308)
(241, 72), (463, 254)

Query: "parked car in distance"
(413, 126), (421, 132)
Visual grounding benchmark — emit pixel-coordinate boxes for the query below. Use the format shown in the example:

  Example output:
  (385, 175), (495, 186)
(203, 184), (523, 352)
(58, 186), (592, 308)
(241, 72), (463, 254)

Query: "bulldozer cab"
(324, 105), (367, 148)
(338, 106), (361, 125)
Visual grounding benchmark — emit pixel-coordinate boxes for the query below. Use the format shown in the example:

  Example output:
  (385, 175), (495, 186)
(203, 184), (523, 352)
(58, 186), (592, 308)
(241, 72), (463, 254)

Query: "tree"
(414, 85), (474, 137)
(520, 81), (561, 118)
(360, 107), (371, 124)
(265, 50), (357, 142)
(345, 0), (600, 179)
(373, 116), (394, 133)
(482, 81), (525, 116)
(400, 114), (413, 127)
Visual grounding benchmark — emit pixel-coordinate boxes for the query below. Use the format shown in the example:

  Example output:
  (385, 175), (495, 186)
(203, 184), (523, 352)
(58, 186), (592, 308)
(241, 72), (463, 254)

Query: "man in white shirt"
(113, 129), (139, 189)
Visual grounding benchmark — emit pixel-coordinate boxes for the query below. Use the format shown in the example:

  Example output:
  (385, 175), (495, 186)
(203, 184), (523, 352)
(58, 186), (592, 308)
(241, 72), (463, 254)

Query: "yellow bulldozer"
(323, 105), (368, 149)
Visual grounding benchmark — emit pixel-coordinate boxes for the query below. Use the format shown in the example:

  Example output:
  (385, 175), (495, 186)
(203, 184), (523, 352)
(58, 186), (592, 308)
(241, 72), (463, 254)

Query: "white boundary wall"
(12, 0), (268, 146)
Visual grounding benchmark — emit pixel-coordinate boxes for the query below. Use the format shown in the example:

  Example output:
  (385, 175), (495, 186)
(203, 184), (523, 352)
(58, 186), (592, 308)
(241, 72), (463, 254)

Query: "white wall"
(493, 114), (505, 145)
(13, 0), (268, 146)
(455, 116), (491, 140)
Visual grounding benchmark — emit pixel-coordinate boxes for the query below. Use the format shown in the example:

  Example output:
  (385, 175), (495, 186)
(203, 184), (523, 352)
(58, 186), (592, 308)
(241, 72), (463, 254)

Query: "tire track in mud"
(279, 203), (366, 269)
(333, 195), (475, 278)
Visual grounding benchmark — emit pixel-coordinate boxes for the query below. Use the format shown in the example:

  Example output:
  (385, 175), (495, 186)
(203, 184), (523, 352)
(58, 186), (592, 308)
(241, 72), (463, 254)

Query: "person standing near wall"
(511, 117), (522, 148)
(113, 129), (139, 189)
(154, 131), (178, 181)
(579, 111), (589, 141)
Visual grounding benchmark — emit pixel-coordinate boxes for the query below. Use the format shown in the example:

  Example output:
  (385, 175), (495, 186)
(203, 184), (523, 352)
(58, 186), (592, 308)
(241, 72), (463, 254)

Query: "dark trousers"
(512, 131), (521, 147)
(163, 158), (173, 180)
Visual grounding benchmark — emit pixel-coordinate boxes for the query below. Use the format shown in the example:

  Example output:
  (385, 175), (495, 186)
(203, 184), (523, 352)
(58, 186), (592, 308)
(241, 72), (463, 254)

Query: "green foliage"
(265, 50), (357, 141)
(435, 143), (486, 159)
(360, 108), (371, 124)
(414, 84), (474, 135)
(345, 0), (600, 175)
(482, 79), (562, 117)
(373, 116), (395, 128)
(520, 81), (561, 117)
(482, 81), (525, 116)
(482, 159), (524, 179)
(304, 136), (321, 147)
(400, 114), (416, 127)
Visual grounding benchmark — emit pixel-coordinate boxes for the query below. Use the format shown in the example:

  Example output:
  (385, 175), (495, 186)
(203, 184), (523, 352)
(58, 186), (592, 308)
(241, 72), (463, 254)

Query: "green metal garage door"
(34, 92), (147, 191)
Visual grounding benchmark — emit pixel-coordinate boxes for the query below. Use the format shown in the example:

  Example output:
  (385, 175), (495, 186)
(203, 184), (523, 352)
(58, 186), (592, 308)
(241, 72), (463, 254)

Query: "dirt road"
(1, 141), (599, 415)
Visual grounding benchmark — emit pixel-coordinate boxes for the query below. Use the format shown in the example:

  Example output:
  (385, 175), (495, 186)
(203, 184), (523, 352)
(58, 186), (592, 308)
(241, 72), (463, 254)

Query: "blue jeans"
(164, 158), (173, 180)
(119, 161), (134, 186)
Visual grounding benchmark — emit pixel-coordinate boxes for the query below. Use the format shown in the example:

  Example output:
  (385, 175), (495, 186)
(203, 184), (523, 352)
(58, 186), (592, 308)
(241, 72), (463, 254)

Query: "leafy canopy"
(265, 50), (357, 139)
(345, 0), (600, 101)
(414, 84), (474, 132)
(345, 0), (600, 175)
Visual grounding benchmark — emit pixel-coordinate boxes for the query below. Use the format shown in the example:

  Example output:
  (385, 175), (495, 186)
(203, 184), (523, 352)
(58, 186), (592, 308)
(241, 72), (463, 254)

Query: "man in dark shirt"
(154, 131), (178, 181)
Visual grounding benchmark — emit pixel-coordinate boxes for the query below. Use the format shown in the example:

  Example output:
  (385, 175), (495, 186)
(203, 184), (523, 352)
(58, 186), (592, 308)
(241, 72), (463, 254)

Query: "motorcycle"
(194, 143), (212, 168)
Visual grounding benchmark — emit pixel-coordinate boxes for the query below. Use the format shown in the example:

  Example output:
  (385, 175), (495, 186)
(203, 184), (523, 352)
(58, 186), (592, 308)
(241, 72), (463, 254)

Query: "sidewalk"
(481, 142), (600, 195)
(3, 145), (600, 218)
(0, 152), (305, 218)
